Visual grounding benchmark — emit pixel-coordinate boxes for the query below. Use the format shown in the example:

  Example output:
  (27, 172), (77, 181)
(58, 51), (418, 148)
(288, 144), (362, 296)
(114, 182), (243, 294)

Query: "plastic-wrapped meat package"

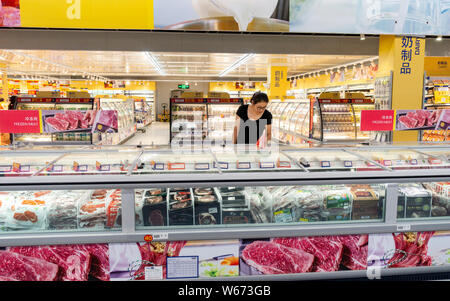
(106, 189), (122, 228)
(5, 192), (48, 230)
(272, 188), (328, 223)
(47, 191), (86, 230)
(134, 191), (145, 226)
(78, 190), (107, 230)
(245, 187), (272, 224)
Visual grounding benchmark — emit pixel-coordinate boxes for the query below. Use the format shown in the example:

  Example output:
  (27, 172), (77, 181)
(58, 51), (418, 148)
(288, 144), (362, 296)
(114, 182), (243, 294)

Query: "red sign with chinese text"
(0, 110), (41, 133)
(360, 110), (395, 131)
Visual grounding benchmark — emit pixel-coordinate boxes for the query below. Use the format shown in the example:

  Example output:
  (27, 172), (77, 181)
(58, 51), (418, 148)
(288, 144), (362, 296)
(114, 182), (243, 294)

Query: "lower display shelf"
(1, 230), (450, 281)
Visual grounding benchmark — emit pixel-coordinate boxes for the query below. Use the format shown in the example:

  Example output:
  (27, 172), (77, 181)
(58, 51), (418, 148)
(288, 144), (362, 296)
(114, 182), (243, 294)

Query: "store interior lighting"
(360, 34), (365, 40)
(436, 35), (443, 41)
(144, 52), (166, 75)
(218, 53), (255, 77)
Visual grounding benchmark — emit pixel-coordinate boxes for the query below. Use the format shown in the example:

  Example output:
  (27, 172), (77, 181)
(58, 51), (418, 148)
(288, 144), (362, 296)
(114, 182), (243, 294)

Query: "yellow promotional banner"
(268, 66), (289, 100)
(20, 0), (154, 29)
(391, 36), (426, 142)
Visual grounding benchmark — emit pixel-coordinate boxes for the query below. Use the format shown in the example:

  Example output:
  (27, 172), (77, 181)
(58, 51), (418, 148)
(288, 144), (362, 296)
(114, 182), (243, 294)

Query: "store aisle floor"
(125, 122), (170, 146)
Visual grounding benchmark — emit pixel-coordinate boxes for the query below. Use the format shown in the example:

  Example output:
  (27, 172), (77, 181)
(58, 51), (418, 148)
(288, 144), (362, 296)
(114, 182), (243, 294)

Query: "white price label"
(152, 233), (169, 240)
(397, 224), (411, 231)
(145, 266), (163, 280)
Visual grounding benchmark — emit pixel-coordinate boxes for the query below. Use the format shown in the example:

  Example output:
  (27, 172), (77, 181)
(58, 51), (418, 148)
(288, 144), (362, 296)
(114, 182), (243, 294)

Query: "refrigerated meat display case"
(0, 142), (450, 280)
(272, 98), (375, 144)
(170, 98), (243, 146)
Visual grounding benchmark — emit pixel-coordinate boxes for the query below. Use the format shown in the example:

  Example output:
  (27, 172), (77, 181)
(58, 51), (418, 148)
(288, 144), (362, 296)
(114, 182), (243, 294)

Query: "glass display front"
(0, 189), (122, 233)
(171, 103), (207, 143)
(207, 103), (240, 144)
(321, 103), (356, 141)
(135, 183), (386, 229)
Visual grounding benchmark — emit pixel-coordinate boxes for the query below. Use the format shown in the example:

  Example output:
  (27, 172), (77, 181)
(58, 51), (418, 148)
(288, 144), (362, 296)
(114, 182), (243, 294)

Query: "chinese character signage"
(0, 110), (41, 133)
(0, 110), (118, 134)
(360, 110), (395, 131)
(361, 109), (449, 132)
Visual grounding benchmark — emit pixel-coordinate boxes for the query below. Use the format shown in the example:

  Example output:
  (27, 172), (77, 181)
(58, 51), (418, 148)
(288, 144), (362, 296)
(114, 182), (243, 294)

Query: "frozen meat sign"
(0, 110), (41, 133)
(360, 109), (449, 132)
(0, 110), (118, 134)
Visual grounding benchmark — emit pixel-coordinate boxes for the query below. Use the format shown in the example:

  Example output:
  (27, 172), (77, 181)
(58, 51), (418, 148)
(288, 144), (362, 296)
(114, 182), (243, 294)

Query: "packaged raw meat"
(194, 187), (221, 225)
(105, 189), (122, 228)
(47, 191), (86, 230)
(142, 188), (168, 226)
(78, 190), (107, 229)
(6, 194), (48, 230)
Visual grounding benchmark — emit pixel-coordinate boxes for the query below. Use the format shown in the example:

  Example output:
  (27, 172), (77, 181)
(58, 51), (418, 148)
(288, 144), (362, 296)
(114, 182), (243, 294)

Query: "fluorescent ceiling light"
(144, 52), (166, 75)
(436, 35), (443, 41)
(218, 53), (255, 77)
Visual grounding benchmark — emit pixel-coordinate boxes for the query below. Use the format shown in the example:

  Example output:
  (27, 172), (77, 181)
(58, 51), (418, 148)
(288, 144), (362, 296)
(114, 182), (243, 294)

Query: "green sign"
(178, 84), (190, 89)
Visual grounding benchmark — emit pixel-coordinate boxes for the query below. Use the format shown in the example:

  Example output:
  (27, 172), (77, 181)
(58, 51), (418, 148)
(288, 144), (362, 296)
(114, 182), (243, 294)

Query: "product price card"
(344, 161), (353, 168)
(194, 163), (210, 170)
(0, 165), (12, 173)
(144, 266), (163, 280)
(166, 256), (199, 279)
(259, 162), (275, 169)
(236, 162), (251, 169)
(214, 162), (228, 169)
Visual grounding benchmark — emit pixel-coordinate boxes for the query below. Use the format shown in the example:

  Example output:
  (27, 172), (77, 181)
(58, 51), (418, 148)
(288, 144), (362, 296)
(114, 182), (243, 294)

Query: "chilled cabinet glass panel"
(0, 189), (122, 233)
(135, 184), (386, 229)
(207, 103), (240, 145)
(321, 104), (356, 141)
(398, 182), (450, 220)
(284, 149), (362, 171)
(211, 148), (301, 172)
(352, 103), (375, 141)
(171, 103), (208, 143)
(0, 152), (60, 176)
(133, 150), (218, 174)
(349, 148), (450, 170)
(42, 150), (141, 175)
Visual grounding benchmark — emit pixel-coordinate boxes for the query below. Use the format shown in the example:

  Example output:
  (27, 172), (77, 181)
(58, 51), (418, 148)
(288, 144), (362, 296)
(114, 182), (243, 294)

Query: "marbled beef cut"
(241, 241), (314, 274)
(273, 236), (344, 272)
(9, 245), (91, 281)
(0, 250), (58, 281)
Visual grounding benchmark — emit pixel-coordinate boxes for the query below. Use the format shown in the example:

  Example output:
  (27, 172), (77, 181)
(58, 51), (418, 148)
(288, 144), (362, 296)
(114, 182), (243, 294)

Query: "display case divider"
(31, 153), (68, 177)
(342, 149), (393, 171)
(384, 183), (399, 224)
(127, 150), (144, 176)
(120, 188), (136, 234)
(280, 150), (309, 172)
(208, 148), (223, 174)
(412, 149), (450, 163)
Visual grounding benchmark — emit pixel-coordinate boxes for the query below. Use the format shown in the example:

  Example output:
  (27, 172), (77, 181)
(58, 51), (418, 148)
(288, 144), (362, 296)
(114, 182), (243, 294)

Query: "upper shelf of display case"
(0, 143), (449, 187)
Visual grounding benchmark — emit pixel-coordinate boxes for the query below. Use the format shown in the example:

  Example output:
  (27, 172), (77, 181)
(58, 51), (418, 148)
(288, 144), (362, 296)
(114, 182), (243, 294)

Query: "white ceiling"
(0, 49), (373, 80)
